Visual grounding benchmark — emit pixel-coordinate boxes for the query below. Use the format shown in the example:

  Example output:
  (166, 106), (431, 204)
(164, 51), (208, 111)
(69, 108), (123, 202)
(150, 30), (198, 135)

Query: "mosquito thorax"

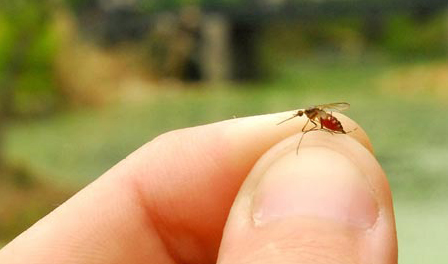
(303, 108), (317, 119)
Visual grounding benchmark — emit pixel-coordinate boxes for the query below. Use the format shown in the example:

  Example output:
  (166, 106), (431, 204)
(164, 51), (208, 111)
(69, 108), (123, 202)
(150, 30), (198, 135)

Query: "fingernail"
(252, 147), (379, 228)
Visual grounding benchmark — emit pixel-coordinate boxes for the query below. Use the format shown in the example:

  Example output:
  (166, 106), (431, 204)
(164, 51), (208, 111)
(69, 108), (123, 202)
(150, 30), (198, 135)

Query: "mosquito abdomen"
(320, 115), (345, 133)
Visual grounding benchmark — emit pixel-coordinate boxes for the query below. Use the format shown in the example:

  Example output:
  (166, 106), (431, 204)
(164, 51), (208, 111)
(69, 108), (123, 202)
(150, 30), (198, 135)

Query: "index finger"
(0, 111), (371, 264)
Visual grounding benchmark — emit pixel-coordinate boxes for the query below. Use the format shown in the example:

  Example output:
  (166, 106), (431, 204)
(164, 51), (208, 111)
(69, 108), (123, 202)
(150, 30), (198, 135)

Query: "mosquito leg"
(321, 128), (358, 135)
(310, 120), (318, 129)
(296, 120), (319, 154)
(345, 127), (358, 134)
(301, 118), (310, 132)
(330, 113), (335, 134)
(320, 128), (337, 135)
(322, 127), (357, 134)
(296, 129), (318, 154)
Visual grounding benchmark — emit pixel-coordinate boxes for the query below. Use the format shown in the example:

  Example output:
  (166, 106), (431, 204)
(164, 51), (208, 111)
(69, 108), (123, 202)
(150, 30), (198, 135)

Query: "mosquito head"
(297, 110), (304, 116)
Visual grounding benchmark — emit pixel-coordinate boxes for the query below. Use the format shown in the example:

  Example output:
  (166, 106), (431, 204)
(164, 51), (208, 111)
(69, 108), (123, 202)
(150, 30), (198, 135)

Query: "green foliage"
(0, 0), (59, 116)
(65, 0), (91, 9)
(140, 0), (199, 11)
(137, 0), (244, 12)
(382, 13), (448, 57)
(0, 16), (15, 72)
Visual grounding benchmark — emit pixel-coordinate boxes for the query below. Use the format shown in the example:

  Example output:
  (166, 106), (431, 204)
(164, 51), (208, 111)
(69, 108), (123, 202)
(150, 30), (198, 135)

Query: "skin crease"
(0, 111), (396, 264)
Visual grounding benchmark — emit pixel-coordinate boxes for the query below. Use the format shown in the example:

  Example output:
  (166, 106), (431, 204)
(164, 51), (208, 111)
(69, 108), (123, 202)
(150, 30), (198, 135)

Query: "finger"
(218, 131), (397, 264)
(0, 111), (372, 264)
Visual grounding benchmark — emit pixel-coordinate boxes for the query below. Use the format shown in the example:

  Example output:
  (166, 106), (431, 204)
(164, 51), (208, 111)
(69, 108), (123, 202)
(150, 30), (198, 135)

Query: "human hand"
(0, 112), (397, 264)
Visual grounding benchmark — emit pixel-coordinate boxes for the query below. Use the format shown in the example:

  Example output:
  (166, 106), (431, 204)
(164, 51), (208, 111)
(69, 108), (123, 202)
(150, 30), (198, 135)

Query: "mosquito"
(277, 102), (354, 153)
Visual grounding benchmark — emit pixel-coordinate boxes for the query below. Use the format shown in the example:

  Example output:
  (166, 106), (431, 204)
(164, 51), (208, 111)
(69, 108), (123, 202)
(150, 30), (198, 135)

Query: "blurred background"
(1, 0), (448, 262)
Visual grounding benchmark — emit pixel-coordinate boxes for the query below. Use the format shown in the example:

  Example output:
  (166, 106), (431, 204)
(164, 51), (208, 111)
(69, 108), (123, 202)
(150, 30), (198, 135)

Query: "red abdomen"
(320, 115), (345, 133)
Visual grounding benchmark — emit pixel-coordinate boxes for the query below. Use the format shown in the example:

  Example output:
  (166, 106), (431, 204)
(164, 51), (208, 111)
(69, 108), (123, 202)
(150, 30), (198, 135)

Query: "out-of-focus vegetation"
(383, 14), (448, 57)
(0, 1), (70, 246)
(0, 1), (59, 116)
(1, 0), (448, 262)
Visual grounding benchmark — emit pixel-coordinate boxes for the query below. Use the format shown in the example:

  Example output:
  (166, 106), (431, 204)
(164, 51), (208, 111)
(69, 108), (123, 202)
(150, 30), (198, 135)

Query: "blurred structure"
(65, 0), (448, 83)
(150, 6), (203, 81)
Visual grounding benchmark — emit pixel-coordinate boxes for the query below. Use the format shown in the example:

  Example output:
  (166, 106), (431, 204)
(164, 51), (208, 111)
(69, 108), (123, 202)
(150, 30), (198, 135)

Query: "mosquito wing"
(315, 102), (350, 112)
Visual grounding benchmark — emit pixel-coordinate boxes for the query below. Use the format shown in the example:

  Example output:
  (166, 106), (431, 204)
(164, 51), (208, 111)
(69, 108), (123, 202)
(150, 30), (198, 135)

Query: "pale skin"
(0, 111), (397, 264)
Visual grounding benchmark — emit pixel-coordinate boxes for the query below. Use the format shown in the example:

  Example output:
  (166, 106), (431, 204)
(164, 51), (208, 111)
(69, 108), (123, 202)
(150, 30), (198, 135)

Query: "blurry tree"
(0, 0), (56, 169)
(382, 13), (448, 57)
(0, 2), (71, 244)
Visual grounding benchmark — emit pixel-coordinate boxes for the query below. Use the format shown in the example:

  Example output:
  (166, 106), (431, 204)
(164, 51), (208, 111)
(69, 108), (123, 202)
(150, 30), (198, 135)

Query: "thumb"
(218, 132), (397, 264)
